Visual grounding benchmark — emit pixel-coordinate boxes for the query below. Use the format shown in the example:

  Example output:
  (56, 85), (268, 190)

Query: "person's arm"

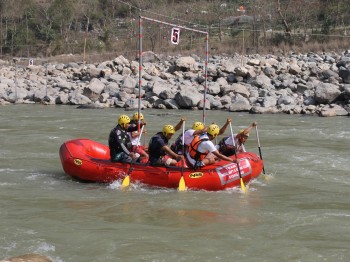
(117, 137), (131, 155)
(162, 145), (184, 161)
(130, 130), (139, 138)
(242, 122), (257, 136)
(212, 150), (237, 163)
(174, 117), (186, 132)
(218, 118), (232, 136)
(128, 122), (146, 131)
(130, 121), (146, 138)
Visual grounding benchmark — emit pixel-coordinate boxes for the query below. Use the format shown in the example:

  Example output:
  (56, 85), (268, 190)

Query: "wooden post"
(83, 17), (89, 64)
(241, 29), (245, 66)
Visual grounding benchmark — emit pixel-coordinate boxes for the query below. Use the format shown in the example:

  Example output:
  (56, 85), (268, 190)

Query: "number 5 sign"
(171, 27), (180, 45)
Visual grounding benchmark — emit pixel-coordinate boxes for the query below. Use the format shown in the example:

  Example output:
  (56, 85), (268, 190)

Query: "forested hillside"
(0, 0), (349, 61)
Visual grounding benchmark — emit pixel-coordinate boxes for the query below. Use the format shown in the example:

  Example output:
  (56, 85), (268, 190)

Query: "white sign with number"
(171, 27), (180, 45)
(28, 59), (34, 66)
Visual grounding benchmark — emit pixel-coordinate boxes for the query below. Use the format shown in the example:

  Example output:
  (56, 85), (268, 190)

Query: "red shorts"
(132, 145), (147, 156)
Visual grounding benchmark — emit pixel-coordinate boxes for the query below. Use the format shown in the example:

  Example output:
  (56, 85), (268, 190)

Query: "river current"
(1, 105), (349, 262)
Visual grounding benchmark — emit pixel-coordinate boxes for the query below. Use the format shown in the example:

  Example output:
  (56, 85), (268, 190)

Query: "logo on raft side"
(189, 172), (203, 179)
(74, 159), (83, 166)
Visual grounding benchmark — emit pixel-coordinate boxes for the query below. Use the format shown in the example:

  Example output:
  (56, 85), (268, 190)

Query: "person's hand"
(226, 118), (232, 123)
(130, 152), (140, 160)
(176, 155), (184, 161)
(252, 122), (257, 127)
(181, 117), (186, 122)
(231, 158), (238, 163)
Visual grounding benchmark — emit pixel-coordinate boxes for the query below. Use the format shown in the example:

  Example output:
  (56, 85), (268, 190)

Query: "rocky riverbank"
(1, 51), (350, 117)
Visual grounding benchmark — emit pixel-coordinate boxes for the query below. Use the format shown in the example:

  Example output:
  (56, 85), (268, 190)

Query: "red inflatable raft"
(59, 138), (263, 191)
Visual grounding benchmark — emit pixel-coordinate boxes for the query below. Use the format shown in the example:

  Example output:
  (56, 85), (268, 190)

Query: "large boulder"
(174, 56), (197, 71)
(339, 69), (350, 84)
(319, 104), (349, 117)
(207, 82), (221, 95)
(250, 73), (271, 88)
(277, 95), (295, 105)
(175, 85), (202, 108)
(314, 83), (341, 104)
(142, 51), (159, 63)
(163, 98), (179, 109)
(151, 80), (172, 97)
(262, 96), (277, 108)
(232, 83), (250, 98)
(229, 94), (251, 111)
(218, 59), (236, 73)
(121, 76), (137, 89)
(69, 93), (91, 105)
(83, 78), (105, 100)
(113, 55), (129, 66)
(103, 82), (120, 97)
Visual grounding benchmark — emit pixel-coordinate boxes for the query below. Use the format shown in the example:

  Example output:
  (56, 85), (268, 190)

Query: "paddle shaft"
(178, 121), (186, 191)
(136, 125), (145, 146)
(129, 124), (144, 172)
(229, 123), (244, 181)
(255, 126), (266, 174)
(122, 125), (145, 188)
(181, 121), (185, 175)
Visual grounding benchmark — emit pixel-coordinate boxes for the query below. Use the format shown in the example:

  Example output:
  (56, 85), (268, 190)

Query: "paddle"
(229, 122), (247, 193)
(178, 121), (186, 191)
(121, 125), (144, 189)
(255, 125), (269, 180)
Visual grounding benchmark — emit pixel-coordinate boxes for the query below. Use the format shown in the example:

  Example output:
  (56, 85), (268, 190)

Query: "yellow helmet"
(118, 115), (130, 127)
(132, 112), (144, 121)
(192, 121), (204, 131)
(207, 124), (220, 138)
(162, 124), (175, 136)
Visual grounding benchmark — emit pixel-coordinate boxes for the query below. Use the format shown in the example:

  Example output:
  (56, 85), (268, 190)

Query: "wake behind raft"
(59, 138), (263, 191)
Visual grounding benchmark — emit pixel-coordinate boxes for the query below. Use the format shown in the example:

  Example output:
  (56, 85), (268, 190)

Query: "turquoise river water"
(1, 105), (349, 262)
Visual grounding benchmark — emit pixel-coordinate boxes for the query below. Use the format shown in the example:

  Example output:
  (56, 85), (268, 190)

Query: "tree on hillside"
(276, 0), (292, 35)
(0, 0), (349, 58)
(73, 0), (104, 58)
(0, 0), (36, 55)
(48, 0), (75, 41)
(318, 0), (350, 35)
(30, 0), (57, 43)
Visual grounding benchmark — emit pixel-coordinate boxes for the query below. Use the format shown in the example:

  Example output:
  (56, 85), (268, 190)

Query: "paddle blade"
(121, 175), (130, 189)
(263, 173), (273, 181)
(240, 178), (247, 193)
(178, 177), (187, 191)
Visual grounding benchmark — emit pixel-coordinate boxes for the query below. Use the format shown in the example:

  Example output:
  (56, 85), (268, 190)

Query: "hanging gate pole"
(140, 16), (209, 125)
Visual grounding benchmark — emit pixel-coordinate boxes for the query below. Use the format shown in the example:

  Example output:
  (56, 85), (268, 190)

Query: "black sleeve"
(127, 125), (138, 132)
(127, 123), (145, 132)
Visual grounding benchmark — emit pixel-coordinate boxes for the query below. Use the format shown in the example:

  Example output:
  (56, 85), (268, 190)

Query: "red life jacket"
(188, 135), (209, 161)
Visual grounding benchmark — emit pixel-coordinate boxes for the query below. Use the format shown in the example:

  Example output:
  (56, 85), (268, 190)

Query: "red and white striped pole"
(139, 16), (209, 125)
(203, 32), (209, 125)
(138, 16), (143, 132)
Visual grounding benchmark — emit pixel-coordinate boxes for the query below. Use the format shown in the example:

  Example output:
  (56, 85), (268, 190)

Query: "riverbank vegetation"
(0, 0), (349, 63)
